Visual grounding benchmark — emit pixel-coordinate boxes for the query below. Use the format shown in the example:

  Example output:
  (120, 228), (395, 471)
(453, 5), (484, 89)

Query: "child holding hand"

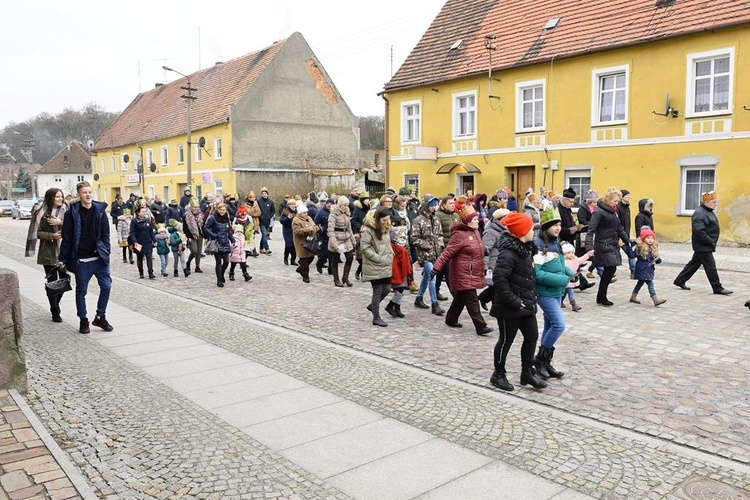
(560, 243), (594, 312)
(627, 228), (666, 306)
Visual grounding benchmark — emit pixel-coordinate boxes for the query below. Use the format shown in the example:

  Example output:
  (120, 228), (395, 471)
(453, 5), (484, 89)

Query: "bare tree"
(359, 115), (384, 150)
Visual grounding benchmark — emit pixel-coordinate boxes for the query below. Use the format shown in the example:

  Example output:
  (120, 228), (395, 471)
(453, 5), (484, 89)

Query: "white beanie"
(561, 243), (576, 254)
(296, 200), (308, 214)
(338, 196), (350, 206)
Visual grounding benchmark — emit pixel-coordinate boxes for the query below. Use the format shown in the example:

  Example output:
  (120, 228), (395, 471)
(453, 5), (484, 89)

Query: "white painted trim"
(388, 130), (750, 161)
(677, 154), (720, 167)
(685, 46), (735, 119)
(400, 99), (422, 144)
(515, 78), (546, 133)
(591, 64), (630, 127)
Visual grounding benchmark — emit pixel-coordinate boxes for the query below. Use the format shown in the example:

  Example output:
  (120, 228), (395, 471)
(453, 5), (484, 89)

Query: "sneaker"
(79, 318), (90, 334)
(92, 315), (114, 332)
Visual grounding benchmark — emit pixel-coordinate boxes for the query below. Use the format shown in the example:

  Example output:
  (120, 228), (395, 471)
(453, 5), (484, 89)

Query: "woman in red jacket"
(432, 205), (494, 336)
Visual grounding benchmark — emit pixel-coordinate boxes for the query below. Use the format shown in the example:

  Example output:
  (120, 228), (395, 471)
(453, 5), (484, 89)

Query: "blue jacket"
(314, 207), (331, 242)
(623, 244), (661, 281)
(129, 217), (157, 254)
(203, 213), (235, 253)
(59, 200), (110, 273)
(279, 211), (296, 247)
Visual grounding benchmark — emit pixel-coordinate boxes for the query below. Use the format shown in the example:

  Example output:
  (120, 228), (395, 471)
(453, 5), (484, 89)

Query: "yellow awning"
(436, 162), (481, 174)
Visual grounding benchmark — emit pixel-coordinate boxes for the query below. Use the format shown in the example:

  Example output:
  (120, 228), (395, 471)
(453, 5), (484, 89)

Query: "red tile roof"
(94, 37), (289, 150)
(385, 0), (750, 92)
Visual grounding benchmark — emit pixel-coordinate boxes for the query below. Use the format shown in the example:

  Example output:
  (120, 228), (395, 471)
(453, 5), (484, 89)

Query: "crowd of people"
(24, 181), (737, 391)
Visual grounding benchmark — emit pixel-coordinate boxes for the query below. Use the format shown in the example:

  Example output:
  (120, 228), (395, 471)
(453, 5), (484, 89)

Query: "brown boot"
(332, 264), (343, 287)
(652, 295), (666, 306)
(629, 294), (641, 304)
(342, 261), (353, 287)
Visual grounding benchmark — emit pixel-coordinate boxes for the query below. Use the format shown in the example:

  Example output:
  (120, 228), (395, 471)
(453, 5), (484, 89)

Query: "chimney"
(155, 83), (164, 88)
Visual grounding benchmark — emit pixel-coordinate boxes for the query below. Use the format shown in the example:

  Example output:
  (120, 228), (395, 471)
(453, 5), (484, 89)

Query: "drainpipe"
(380, 93), (389, 189)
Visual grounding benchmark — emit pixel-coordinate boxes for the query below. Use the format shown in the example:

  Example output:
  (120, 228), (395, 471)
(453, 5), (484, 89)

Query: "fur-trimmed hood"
(497, 232), (538, 259)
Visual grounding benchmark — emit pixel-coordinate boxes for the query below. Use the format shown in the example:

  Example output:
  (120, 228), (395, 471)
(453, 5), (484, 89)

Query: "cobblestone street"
(0, 217), (748, 498)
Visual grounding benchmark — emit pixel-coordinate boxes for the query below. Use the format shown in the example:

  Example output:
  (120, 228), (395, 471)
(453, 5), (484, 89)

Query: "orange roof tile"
(385, 0), (750, 92)
(94, 37), (289, 150)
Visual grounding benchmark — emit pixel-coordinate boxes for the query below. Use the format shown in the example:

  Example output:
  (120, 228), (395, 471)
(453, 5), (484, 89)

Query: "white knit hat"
(296, 200), (308, 214)
(338, 196), (350, 206)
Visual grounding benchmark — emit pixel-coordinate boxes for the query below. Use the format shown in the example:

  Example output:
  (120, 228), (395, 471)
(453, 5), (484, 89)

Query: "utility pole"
(162, 66), (197, 192)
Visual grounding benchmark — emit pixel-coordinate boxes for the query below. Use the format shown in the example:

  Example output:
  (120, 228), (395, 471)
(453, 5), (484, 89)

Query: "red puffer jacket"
(433, 223), (486, 292)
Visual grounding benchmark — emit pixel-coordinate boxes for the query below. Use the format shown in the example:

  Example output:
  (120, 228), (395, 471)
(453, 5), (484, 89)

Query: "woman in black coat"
(585, 188), (631, 306)
(129, 205), (157, 279)
(489, 213), (547, 392)
(203, 203), (235, 287)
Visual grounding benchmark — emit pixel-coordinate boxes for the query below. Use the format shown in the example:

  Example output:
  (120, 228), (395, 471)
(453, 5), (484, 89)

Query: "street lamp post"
(162, 66), (197, 193)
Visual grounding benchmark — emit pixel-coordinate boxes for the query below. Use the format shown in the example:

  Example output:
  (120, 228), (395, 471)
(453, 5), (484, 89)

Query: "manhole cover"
(672, 476), (749, 500)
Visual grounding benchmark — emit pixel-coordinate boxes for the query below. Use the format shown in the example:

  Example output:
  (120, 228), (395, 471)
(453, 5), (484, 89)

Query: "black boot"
(533, 347), (552, 379)
(217, 279), (224, 287)
(244, 273), (252, 282)
(541, 346), (564, 378)
(184, 268), (190, 277)
(51, 304), (62, 323)
(431, 301), (444, 316)
(354, 264), (362, 281)
(490, 370), (514, 391)
(394, 304), (405, 318)
(414, 297), (429, 309)
(229, 273), (235, 281)
(520, 367), (548, 389)
(384, 301), (399, 318)
(174, 270), (179, 277)
(195, 267), (203, 273)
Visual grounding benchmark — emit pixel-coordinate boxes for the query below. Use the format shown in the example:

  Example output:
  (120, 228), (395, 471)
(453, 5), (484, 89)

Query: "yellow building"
(382, 0), (750, 244)
(93, 32), (359, 206)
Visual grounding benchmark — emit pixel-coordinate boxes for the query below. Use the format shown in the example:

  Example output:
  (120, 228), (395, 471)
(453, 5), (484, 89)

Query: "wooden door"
(506, 166), (535, 197)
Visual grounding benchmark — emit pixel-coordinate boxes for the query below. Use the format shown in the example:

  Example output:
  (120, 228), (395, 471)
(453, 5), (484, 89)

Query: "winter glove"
(655, 258), (662, 265)
(430, 268), (439, 279)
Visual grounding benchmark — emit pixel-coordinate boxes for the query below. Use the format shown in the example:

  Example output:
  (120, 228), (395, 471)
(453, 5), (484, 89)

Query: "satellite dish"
(123, 154), (130, 163)
(83, 160), (91, 170)
(664, 92), (671, 115)
(149, 163), (157, 172)
(652, 92), (679, 118)
(93, 173), (100, 181)
(86, 140), (94, 150)
(198, 137), (206, 148)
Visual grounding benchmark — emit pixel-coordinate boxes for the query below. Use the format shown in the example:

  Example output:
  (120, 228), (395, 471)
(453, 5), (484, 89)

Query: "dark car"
(0, 200), (15, 217)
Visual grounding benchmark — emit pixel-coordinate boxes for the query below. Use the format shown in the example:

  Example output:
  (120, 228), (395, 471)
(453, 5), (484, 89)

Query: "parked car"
(0, 200), (15, 217)
(11, 199), (37, 219)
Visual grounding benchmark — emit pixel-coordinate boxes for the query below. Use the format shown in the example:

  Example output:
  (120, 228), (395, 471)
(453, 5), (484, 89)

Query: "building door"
(457, 174), (474, 196)
(506, 166), (535, 197)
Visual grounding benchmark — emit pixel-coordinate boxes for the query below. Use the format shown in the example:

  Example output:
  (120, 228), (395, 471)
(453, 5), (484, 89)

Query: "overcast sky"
(1, 0), (444, 128)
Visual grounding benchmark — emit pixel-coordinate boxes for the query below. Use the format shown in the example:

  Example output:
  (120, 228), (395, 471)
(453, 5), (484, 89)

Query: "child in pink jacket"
(561, 243), (593, 311)
(229, 225), (252, 282)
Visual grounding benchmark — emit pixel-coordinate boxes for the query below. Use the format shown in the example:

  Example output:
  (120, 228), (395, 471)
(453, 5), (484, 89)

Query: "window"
(77, 175), (85, 182)
(404, 174), (419, 198)
(214, 178), (223, 196)
(160, 146), (168, 166)
(194, 143), (202, 163)
(121, 153), (129, 171)
(110, 156), (116, 172)
(401, 101), (421, 143)
(146, 149), (154, 169)
(214, 138), (222, 160)
(592, 65), (629, 125)
(686, 48), (734, 117)
(54, 175), (62, 182)
(681, 166), (715, 213)
(565, 171), (591, 207)
(148, 186), (155, 199)
(177, 145), (184, 164)
(100, 158), (105, 173)
(516, 80), (545, 132)
(453, 91), (477, 138)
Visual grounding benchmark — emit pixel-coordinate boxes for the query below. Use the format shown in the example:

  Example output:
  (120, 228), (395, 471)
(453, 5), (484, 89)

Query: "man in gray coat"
(673, 191), (732, 295)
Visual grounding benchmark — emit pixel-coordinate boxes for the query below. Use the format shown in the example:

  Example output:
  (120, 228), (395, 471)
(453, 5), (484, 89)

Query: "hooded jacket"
(203, 212), (235, 253)
(410, 201), (444, 264)
(490, 233), (538, 319)
(433, 222), (486, 292)
(360, 209), (394, 281)
(635, 199), (654, 232)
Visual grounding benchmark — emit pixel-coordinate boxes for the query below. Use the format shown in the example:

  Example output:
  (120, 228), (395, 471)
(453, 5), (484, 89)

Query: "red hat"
(501, 213), (534, 238)
(639, 228), (656, 241)
(237, 205), (247, 216)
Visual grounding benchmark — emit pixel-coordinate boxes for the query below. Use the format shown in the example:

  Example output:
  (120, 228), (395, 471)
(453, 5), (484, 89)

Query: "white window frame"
(148, 185), (155, 199)
(110, 156), (116, 172)
(121, 153), (129, 172)
(100, 158), (105, 173)
(403, 174), (419, 198)
(177, 145), (185, 164)
(515, 79), (546, 133)
(146, 149), (154, 169)
(214, 138), (222, 160)
(214, 178), (223, 196)
(160, 146), (168, 166)
(452, 90), (477, 139)
(564, 169), (591, 208)
(685, 47), (734, 118)
(591, 65), (629, 127)
(400, 100), (421, 143)
(194, 143), (202, 163)
(679, 157), (718, 214)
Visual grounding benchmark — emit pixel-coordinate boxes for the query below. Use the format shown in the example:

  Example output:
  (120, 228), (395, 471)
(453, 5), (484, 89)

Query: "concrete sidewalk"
(1, 253), (594, 499)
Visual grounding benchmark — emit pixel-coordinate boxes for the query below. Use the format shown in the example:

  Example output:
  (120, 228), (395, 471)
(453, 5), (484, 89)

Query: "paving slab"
(185, 372), (308, 409)
(158, 360), (277, 393)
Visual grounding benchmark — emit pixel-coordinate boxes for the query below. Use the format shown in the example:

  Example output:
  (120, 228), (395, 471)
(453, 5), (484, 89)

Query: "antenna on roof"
(484, 35), (501, 100)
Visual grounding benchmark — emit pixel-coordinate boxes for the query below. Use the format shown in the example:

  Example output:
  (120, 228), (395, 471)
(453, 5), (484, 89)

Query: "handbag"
(204, 239), (219, 255)
(45, 268), (72, 295)
(303, 235), (322, 255)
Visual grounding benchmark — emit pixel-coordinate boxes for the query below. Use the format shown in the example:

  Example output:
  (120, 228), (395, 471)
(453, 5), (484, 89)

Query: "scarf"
(184, 208), (203, 239)
(26, 204), (66, 258)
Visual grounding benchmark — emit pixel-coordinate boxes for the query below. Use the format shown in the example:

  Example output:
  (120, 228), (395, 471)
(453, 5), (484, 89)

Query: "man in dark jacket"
(616, 189), (635, 278)
(558, 188), (594, 290)
(257, 187), (275, 254)
(673, 192), (732, 295)
(314, 198), (333, 274)
(434, 196), (459, 300)
(59, 181), (113, 334)
(635, 198), (654, 232)
(149, 195), (167, 225)
(179, 188), (192, 209)
(110, 195), (125, 227)
(166, 199), (185, 225)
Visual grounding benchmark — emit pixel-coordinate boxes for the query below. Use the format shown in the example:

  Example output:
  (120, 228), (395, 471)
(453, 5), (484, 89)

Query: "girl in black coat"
(129, 205), (157, 279)
(585, 188), (631, 305)
(489, 213), (547, 392)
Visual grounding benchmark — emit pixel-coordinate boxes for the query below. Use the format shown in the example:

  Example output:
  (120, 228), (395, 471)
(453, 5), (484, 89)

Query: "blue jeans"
(537, 295), (566, 349)
(74, 258), (111, 319)
(633, 279), (656, 296)
(417, 261), (438, 303)
(159, 254), (169, 274)
(260, 224), (270, 251)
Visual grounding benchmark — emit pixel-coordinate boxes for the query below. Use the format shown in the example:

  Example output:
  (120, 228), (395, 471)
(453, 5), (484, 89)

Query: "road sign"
(10, 188), (26, 193)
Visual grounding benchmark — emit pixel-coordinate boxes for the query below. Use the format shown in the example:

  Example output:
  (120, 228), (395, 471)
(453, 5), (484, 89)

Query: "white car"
(11, 199), (37, 219)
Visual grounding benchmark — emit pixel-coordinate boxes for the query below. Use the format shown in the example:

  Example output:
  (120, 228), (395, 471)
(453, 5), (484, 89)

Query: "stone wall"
(0, 269), (27, 393)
